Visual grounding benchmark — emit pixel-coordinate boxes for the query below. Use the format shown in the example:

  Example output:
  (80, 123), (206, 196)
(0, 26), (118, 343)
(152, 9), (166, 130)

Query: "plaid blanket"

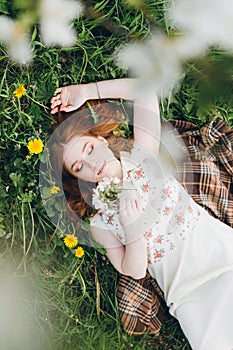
(117, 118), (233, 336)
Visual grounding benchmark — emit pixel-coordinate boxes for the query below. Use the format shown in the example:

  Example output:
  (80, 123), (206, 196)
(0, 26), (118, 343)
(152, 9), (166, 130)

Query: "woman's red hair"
(50, 100), (133, 221)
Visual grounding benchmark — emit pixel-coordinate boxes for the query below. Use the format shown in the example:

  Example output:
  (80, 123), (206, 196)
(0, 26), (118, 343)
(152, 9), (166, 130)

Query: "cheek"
(83, 169), (97, 182)
(104, 148), (117, 161)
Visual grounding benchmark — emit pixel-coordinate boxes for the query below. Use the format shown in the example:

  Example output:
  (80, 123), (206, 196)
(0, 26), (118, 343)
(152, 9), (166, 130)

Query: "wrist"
(87, 82), (101, 100)
(124, 225), (145, 245)
(96, 82), (101, 99)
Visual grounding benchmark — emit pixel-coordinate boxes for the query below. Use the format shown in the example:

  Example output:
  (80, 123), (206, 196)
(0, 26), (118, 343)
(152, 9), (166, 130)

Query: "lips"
(97, 161), (106, 176)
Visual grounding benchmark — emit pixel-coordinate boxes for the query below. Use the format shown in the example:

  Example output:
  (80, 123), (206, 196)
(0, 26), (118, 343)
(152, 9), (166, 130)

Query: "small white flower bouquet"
(92, 177), (121, 213)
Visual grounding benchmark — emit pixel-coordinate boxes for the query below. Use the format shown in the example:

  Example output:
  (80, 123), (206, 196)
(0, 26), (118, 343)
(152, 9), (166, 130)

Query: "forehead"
(63, 135), (98, 163)
(66, 135), (89, 151)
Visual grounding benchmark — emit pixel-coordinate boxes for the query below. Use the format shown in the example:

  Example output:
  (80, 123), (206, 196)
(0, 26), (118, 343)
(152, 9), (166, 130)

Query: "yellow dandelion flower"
(27, 138), (44, 154)
(75, 317), (79, 323)
(14, 84), (26, 98)
(75, 246), (84, 258)
(50, 186), (60, 195)
(64, 234), (78, 248)
(26, 154), (31, 159)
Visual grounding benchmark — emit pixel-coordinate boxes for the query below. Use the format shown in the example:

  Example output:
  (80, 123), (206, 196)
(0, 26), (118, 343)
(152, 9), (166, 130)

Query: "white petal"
(97, 183), (105, 191)
(40, 19), (77, 46)
(9, 30), (32, 64)
(0, 16), (14, 42)
(7, 38), (32, 64)
(93, 199), (105, 210)
(116, 32), (183, 97)
(102, 177), (111, 186)
(175, 35), (207, 59)
(112, 177), (121, 184)
(169, 0), (233, 52)
(0, 17), (32, 64)
(39, 0), (83, 21)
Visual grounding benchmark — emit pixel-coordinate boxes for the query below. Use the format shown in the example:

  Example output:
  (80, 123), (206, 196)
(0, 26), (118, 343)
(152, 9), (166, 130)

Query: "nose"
(83, 154), (97, 170)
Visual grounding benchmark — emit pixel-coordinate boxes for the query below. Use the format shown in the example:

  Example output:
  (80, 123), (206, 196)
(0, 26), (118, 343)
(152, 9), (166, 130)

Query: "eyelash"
(76, 145), (94, 172)
(88, 145), (94, 154)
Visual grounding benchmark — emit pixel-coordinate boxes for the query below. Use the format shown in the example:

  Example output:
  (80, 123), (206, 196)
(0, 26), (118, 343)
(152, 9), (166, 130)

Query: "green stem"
(25, 201), (35, 256)
(75, 42), (89, 84)
(68, 258), (85, 286)
(27, 94), (50, 112)
(17, 201), (27, 272)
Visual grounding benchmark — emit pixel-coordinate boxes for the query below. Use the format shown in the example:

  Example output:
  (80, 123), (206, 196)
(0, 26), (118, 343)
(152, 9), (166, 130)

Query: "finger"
(119, 197), (126, 210)
(50, 95), (61, 104)
(50, 107), (59, 114)
(129, 199), (137, 209)
(50, 96), (57, 104)
(54, 94), (61, 101)
(54, 87), (62, 95)
(119, 197), (130, 214)
(60, 87), (69, 106)
(50, 104), (61, 114)
(51, 100), (62, 108)
(134, 199), (143, 211)
(125, 199), (137, 215)
(60, 105), (75, 113)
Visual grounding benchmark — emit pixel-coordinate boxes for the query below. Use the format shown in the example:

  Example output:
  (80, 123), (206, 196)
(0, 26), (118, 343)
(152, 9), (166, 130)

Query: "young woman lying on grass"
(50, 78), (233, 350)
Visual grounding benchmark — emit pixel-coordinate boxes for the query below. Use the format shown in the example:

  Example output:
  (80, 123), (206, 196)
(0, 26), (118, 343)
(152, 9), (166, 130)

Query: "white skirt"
(148, 204), (233, 350)
(174, 271), (233, 350)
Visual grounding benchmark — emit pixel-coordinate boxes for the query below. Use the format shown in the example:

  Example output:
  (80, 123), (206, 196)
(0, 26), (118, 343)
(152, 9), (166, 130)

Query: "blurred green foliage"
(1, 1), (233, 349)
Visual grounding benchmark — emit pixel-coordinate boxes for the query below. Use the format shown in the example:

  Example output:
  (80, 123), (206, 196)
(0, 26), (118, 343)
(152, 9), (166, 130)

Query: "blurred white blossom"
(116, 32), (183, 97)
(0, 16), (32, 64)
(39, 0), (83, 46)
(174, 35), (206, 60)
(0, 265), (51, 350)
(169, 0), (233, 52)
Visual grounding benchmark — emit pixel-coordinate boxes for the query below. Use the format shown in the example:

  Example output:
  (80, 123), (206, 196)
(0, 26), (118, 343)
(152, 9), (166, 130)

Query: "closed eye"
(87, 145), (94, 154)
(75, 145), (93, 172)
(71, 143), (94, 173)
(77, 163), (83, 172)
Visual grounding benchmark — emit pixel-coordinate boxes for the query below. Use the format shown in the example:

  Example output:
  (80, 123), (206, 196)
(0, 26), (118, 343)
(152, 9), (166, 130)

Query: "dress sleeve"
(90, 212), (127, 245)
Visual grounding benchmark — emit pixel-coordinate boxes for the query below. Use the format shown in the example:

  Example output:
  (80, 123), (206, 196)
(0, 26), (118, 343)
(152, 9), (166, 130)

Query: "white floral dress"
(91, 144), (233, 350)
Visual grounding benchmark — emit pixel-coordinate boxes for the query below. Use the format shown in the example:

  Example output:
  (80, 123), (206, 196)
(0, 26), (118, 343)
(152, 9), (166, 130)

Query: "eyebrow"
(71, 142), (89, 171)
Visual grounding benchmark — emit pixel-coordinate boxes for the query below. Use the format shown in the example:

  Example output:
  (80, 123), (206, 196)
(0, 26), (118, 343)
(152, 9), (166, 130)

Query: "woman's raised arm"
(133, 93), (161, 155)
(50, 79), (138, 114)
(50, 78), (161, 153)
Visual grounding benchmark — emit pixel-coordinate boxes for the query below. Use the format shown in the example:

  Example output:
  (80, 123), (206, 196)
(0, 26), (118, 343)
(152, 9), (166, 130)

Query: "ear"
(97, 135), (108, 145)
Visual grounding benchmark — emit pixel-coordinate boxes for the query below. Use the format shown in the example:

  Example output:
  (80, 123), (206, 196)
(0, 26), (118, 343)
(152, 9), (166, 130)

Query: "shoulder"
(120, 142), (161, 179)
(121, 142), (159, 165)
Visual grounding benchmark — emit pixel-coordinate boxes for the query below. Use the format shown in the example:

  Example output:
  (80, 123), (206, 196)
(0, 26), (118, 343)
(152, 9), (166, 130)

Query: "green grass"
(1, 1), (233, 349)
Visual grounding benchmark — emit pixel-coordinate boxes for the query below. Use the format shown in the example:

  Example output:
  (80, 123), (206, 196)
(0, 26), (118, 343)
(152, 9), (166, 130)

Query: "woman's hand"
(119, 196), (145, 245)
(50, 83), (99, 114)
(119, 197), (144, 228)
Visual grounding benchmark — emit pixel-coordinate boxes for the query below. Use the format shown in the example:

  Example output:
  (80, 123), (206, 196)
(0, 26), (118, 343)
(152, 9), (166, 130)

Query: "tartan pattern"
(117, 118), (233, 336)
(117, 272), (169, 336)
(172, 118), (233, 227)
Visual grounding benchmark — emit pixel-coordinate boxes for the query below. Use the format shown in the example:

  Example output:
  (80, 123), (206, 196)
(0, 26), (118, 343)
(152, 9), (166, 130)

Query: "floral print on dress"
(132, 168), (145, 180)
(175, 214), (185, 225)
(142, 182), (150, 193)
(161, 187), (173, 200)
(163, 206), (173, 216)
(144, 230), (176, 264)
(154, 249), (165, 262)
(92, 151), (202, 265)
